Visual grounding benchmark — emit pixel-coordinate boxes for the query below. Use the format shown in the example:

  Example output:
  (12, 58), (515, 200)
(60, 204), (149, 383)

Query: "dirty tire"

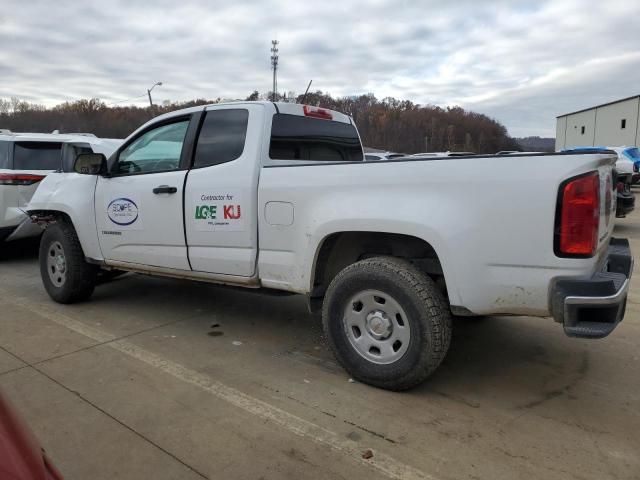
(39, 221), (97, 304)
(322, 257), (452, 391)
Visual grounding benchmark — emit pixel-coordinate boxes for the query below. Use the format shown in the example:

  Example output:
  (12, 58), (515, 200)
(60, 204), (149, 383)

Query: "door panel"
(185, 105), (262, 276)
(95, 170), (188, 269)
(95, 117), (193, 270)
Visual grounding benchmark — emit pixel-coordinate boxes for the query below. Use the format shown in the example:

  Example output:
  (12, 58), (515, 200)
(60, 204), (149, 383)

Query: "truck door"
(184, 104), (262, 276)
(95, 114), (199, 270)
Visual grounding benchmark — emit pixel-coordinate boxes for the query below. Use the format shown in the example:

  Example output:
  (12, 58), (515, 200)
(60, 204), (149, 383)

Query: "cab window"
(114, 120), (189, 175)
(193, 109), (249, 168)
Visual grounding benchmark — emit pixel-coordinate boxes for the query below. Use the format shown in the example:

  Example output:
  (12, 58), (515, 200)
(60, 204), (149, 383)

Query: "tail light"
(0, 173), (46, 185)
(555, 172), (600, 257)
(303, 105), (333, 120)
(617, 181), (624, 193)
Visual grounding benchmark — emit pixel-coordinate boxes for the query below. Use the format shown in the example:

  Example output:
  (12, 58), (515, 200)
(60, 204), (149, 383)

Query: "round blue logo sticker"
(108, 198), (139, 226)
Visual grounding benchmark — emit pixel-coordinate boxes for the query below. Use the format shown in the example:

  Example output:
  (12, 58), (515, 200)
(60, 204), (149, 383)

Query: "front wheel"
(39, 221), (97, 304)
(322, 257), (452, 391)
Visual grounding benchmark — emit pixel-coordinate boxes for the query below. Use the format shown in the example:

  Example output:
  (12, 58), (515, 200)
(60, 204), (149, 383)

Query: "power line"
(106, 94), (148, 106)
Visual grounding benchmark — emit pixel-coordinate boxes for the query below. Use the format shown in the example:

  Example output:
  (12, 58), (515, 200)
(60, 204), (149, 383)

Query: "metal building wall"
(556, 95), (640, 150)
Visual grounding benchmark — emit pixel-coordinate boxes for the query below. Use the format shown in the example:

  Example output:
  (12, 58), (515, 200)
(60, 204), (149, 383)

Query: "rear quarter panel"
(258, 153), (616, 316)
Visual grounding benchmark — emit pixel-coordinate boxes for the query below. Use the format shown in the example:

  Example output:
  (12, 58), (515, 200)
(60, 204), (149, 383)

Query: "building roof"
(556, 94), (640, 118)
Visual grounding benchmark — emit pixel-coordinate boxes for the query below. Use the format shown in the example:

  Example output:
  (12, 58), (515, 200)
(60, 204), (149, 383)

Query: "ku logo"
(224, 205), (241, 220)
(195, 205), (217, 220)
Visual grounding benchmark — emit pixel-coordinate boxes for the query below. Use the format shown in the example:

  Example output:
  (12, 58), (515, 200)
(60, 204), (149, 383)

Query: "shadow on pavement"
(0, 238), (40, 261)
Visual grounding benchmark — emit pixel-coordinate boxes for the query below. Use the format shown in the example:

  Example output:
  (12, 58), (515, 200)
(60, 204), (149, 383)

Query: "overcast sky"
(1, 0), (639, 137)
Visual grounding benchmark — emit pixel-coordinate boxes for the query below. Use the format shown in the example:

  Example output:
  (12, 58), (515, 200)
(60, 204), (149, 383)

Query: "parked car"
(561, 147), (635, 218)
(28, 102), (632, 390)
(0, 132), (120, 243)
(616, 171), (635, 217)
(364, 151), (406, 161)
(0, 389), (64, 479)
(608, 146), (640, 184)
(410, 151), (476, 157)
(495, 151), (543, 155)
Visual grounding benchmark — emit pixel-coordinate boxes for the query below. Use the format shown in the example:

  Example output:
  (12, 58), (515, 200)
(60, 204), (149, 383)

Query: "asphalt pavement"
(1, 209), (639, 480)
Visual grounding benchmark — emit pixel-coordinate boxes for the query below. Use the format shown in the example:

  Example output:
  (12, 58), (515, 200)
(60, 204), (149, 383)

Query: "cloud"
(1, 0), (638, 137)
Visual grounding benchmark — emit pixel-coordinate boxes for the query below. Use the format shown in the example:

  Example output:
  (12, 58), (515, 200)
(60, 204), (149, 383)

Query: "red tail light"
(617, 181), (624, 193)
(0, 173), (46, 185)
(555, 172), (600, 257)
(303, 105), (333, 120)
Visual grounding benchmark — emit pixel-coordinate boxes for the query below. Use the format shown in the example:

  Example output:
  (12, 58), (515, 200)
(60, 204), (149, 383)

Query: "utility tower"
(270, 40), (279, 101)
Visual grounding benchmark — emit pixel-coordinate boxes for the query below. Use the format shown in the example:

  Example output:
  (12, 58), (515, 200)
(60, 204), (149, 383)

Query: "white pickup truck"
(27, 102), (633, 390)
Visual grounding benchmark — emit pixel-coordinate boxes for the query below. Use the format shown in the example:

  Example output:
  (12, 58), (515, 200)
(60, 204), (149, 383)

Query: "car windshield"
(623, 147), (640, 160)
(13, 142), (62, 170)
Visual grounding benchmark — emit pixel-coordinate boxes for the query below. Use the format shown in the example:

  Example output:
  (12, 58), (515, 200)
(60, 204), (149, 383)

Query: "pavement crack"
(29, 316), (193, 367)
(28, 364), (210, 480)
(342, 420), (397, 444)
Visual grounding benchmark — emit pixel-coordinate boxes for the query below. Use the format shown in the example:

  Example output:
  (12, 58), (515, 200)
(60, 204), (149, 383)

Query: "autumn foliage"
(0, 92), (519, 154)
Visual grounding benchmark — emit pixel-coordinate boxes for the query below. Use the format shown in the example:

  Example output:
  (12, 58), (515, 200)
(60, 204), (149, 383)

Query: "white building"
(555, 95), (640, 150)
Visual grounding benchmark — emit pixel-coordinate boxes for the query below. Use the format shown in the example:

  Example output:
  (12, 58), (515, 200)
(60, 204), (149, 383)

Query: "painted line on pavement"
(1, 292), (439, 480)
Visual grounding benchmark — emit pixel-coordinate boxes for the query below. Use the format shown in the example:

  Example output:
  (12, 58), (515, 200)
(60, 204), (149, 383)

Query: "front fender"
(27, 173), (102, 260)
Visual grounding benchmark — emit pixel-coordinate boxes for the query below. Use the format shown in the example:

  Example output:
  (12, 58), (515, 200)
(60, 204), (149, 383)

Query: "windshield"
(623, 147), (640, 160)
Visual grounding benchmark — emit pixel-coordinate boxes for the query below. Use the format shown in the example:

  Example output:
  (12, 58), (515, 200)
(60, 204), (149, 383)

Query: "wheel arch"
(309, 231), (454, 311)
(29, 208), (103, 261)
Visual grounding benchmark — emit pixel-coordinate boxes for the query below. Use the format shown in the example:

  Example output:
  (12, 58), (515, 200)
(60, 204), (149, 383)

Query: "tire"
(322, 257), (452, 391)
(39, 221), (97, 304)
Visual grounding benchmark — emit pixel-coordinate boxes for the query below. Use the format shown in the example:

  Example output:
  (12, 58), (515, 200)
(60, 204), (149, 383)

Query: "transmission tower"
(270, 40), (279, 101)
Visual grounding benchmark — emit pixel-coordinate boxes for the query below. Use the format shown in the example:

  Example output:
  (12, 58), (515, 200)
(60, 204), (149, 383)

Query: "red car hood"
(0, 392), (63, 480)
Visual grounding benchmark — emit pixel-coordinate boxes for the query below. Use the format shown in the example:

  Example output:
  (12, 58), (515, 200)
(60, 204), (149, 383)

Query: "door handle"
(153, 185), (177, 194)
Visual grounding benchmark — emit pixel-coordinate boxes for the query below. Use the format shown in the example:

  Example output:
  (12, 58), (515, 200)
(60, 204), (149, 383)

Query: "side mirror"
(74, 153), (107, 175)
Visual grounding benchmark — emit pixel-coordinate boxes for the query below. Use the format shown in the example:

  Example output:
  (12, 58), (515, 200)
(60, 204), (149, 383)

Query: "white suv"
(0, 132), (120, 243)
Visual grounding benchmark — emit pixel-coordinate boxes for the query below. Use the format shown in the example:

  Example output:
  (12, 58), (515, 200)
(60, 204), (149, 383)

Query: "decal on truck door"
(105, 195), (143, 230)
(193, 191), (244, 232)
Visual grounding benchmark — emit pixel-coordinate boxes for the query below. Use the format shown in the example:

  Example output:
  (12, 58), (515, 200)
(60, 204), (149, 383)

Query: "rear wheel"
(39, 221), (97, 303)
(322, 257), (452, 390)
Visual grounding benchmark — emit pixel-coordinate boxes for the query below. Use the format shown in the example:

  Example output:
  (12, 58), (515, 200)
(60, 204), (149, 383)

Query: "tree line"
(0, 92), (520, 153)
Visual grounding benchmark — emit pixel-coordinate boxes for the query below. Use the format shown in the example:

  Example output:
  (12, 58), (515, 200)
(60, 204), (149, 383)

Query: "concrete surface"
(0, 210), (639, 480)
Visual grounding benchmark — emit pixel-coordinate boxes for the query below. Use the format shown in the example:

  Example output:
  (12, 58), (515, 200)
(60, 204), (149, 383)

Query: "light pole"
(147, 82), (163, 107)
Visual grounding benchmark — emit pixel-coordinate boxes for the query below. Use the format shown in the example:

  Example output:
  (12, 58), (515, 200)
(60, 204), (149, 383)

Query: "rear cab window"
(13, 142), (62, 170)
(269, 113), (363, 163)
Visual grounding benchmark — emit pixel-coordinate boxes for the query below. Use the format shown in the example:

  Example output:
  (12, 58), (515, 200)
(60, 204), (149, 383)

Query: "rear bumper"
(550, 238), (633, 339)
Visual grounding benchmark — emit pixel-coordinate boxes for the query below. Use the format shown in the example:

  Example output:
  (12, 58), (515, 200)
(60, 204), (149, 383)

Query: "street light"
(147, 82), (163, 107)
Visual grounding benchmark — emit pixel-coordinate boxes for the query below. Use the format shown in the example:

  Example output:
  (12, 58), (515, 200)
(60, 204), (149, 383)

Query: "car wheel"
(39, 221), (97, 304)
(322, 256), (452, 390)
